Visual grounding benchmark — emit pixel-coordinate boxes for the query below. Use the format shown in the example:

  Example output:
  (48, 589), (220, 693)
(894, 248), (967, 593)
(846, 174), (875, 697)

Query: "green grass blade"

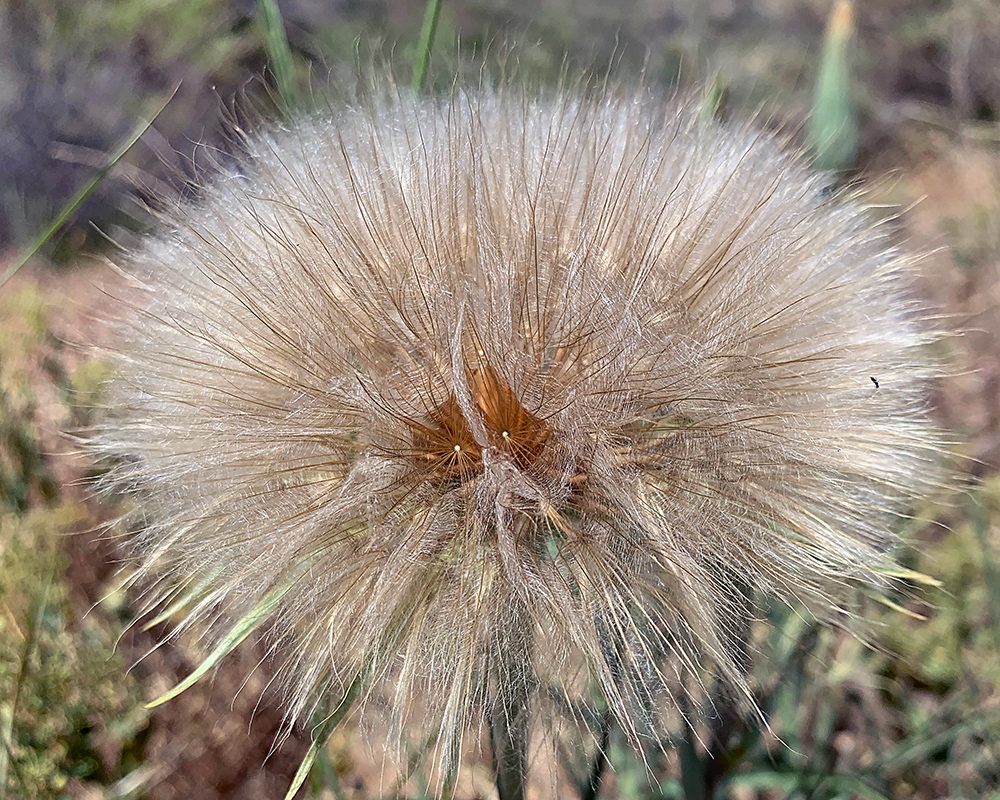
(826, 774), (903, 800)
(285, 720), (334, 800)
(310, 745), (343, 800)
(0, 87), (177, 291)
(438, 762), (458, 800)
(877, 708), (998, 770)
(411, 0), (443, 93)
(257, 0), (299, 110)
(720, 771), (800, 794)
(145, 581), (290, 709)
(698, 77), (727, 124)
(808, 0), (858, 172)
(283, 671), (366, 800)
(724, 770), (890, 800)
(142, 566), (225, 631)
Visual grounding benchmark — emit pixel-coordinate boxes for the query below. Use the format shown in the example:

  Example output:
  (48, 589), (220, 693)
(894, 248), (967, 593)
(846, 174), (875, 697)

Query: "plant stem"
(257, 0), (299, 110)
(679, 709), (708, 800)
(411, 0), (443, 92)
(581, 710), (613, 800)
(702, 581), (753, 797)
(491, 643), (531, 800)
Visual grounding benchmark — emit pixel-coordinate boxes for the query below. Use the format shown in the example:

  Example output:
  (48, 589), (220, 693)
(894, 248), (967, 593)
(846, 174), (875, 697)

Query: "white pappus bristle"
(94, 82), (942, 781)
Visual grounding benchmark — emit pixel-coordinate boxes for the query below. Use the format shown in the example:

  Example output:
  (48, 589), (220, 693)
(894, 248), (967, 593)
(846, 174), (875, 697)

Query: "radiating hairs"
(94, 78), (942, 781)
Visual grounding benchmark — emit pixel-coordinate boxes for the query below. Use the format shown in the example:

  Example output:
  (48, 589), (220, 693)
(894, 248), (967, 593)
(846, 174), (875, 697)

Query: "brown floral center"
(409, 366), (550, 485)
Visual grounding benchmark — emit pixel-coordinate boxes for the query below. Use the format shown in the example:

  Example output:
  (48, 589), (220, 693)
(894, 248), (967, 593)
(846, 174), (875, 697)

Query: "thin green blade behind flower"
(141, 566), (226, 631)
(412, 0), (443, 92)
(0, 87), (177, 291)
(808, 0), (858, 172)
(257, 0), (299, 110)
(283, 673), (365, 800)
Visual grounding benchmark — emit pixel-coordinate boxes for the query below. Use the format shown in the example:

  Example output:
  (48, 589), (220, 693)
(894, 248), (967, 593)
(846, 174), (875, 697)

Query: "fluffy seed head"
(97, 83), (940, 773)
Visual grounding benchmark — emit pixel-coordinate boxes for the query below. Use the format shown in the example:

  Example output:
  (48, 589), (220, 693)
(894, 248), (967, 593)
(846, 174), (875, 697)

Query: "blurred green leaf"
(808, 0), (858, 172)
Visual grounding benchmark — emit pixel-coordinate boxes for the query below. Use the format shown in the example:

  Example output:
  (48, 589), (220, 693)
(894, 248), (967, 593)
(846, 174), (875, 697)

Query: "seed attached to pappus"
(94, 81), (941, 787)
(408, 365), (552, 486)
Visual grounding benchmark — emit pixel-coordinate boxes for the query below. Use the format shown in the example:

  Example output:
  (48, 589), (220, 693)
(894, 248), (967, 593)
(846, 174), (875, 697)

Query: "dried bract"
(96, 85), (940, 774)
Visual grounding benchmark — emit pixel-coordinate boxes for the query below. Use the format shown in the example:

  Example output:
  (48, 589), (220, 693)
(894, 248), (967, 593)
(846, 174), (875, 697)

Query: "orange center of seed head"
(409, 365), (551, 485)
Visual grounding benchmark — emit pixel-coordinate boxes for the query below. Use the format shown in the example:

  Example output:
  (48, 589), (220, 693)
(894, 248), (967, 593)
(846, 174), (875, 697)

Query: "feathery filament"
(95, 83), (941, 783)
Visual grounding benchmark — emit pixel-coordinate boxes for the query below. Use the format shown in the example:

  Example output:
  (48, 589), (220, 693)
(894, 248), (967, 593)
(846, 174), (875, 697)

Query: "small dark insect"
(871, 377), (879, 389)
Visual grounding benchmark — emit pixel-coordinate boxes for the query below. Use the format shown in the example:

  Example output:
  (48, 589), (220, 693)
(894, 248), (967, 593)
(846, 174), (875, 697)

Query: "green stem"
(581, 710), (613, 800)
(679, 709), (707, 800)
(491, 642), (531, 800)
(971, 491), (1000, 658)
(411, 0), (443, 93)
(257, 0), (298, 110)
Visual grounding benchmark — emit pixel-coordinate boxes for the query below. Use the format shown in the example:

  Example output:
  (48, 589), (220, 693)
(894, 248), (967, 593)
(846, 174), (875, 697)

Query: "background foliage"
(1, 1), (998, 798)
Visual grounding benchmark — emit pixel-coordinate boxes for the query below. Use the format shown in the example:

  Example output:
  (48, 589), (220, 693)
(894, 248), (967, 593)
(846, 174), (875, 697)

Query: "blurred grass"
(0, 286), (149, 800)
(0, 286), (58, 511)
(0, 506), (150, 800)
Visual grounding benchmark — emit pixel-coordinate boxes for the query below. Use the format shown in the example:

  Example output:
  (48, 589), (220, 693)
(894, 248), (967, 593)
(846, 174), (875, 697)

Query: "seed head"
(97, 84), (940, 775)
